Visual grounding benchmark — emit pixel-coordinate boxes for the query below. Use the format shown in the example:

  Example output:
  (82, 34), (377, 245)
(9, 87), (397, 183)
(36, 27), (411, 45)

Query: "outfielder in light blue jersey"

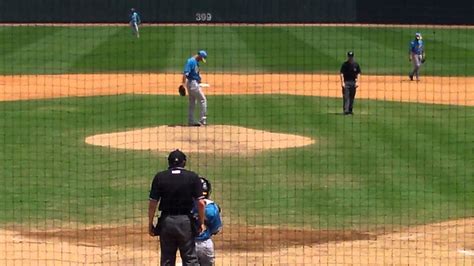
(129, 8), (141, 38)
(409, 32), (425, 81)
(192, 177), (222, 266)
(182, 50), (208, 126)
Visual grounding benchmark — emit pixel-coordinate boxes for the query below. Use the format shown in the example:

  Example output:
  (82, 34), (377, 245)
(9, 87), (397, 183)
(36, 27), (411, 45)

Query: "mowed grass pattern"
(0, 25), (473, 228)
(0, 25), (474, 75)
(0, 95), (472, 227)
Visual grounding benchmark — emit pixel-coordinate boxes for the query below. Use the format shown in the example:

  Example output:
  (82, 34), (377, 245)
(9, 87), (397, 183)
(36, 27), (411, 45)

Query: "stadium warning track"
(1, 23), (474, 29)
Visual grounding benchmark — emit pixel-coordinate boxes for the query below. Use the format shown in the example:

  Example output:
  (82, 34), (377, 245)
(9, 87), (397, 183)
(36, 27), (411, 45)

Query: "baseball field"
(1, 24), (473, 264)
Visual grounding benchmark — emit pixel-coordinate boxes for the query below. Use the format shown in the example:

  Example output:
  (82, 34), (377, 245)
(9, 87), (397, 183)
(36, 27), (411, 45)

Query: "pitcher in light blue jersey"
(182, 50), (208, 126)
(409, 32), (425, 81)
(129, 8), (141, 38)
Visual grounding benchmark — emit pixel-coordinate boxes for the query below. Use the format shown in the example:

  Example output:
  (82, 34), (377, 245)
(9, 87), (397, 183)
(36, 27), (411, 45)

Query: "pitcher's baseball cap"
(415, 32), (422, 39)
(198, 50), (208, 63)
(168, 149), (187, 166)
(347, 51), (354, 57)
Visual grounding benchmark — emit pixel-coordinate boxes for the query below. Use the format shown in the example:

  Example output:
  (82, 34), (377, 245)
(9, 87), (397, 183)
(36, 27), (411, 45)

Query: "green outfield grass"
(0, 95), (472, 228)
(0, 25), (473, 75)
(0, 25), (473, 229)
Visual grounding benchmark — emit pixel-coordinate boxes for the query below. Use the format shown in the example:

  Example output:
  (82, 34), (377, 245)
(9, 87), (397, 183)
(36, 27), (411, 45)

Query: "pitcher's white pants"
(186, 80), (207, 125)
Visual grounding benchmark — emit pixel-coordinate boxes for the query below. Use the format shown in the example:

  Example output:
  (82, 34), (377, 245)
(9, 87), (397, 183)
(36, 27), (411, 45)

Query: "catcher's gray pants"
(186, 80), (207, 124)
(196, 238), (215, 266)
(410, 53), (422, 80)
(342, 81), (357, 114)
(159, 215), (199, 266)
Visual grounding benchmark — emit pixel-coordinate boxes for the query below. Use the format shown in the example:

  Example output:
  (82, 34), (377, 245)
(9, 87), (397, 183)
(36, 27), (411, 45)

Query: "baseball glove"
(178, 85), (186, 96)
(421, 57), (426, 64)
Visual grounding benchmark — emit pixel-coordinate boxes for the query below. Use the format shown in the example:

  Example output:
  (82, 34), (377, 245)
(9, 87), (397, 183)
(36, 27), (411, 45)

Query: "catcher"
(192, 177), (222, 266)
(409, 32), (425, 81)
(180, 50), (208, 126)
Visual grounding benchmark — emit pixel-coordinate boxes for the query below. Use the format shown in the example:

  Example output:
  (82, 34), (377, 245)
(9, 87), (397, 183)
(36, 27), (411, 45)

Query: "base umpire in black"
(148, 149), (206, 266)
(340, 51), (361, 115)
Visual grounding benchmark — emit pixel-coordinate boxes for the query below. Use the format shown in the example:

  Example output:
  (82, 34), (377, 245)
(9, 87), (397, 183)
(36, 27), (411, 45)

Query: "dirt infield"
(85, 125), (315, 155)
(1, 218), (473, 264)
(1, 73), (473, 264)
(1, 73), (473, 106)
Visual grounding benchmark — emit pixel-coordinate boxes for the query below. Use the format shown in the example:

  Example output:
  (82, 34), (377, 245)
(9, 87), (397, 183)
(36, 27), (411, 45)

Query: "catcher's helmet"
(200, 177), (212, 198)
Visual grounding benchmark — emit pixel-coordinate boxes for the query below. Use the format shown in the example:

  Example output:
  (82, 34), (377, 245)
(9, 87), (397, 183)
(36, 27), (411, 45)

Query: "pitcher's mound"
(85, 125), (314, 154)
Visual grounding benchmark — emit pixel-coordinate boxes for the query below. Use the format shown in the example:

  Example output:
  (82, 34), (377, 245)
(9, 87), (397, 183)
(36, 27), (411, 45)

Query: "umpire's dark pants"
(159, 215), (198, 266)
(342, 81), (357, 114)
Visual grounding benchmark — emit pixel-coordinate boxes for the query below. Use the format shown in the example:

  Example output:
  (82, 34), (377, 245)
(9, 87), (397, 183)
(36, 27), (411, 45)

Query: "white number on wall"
(196, 13), (212, 21)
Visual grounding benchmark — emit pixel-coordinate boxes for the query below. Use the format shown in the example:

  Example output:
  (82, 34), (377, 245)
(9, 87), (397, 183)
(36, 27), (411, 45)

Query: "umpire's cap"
(200, 176), (212, 198)
(347, 51), (354, 57)
(168, 149), (186, 166)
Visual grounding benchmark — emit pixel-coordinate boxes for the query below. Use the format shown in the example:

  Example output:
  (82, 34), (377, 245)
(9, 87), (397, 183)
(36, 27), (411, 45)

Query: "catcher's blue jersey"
(410, 39), (424, 55)
(192, 200), (222, 241)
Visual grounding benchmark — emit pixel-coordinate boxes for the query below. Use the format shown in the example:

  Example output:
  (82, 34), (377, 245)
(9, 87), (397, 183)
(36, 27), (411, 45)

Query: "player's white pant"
(196, 238), (215, 266)
(130, 22), (139, 38)
(186, 80), (207, 125)
(410, 53), (422, 80)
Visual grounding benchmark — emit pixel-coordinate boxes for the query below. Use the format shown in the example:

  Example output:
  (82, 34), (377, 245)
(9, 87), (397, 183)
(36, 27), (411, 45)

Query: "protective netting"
(0, 2), (473, 265)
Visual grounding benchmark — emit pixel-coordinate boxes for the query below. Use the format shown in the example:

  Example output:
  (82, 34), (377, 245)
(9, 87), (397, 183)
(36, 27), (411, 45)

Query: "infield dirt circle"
(85, 125), (315, 155)
(0, 73), (473, 265)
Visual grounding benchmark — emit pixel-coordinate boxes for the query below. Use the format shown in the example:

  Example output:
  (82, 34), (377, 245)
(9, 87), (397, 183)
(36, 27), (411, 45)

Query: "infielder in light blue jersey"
(192, 177), (222, 266)
(182, 50), (208, 126)
(129, 8), (141, 38)
(409, 32), (425, 81)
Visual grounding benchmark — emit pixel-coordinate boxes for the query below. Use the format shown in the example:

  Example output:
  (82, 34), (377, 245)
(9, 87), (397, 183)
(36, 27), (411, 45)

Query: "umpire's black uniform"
(340, 51), (361, 115)
(148, 149), (205, 266)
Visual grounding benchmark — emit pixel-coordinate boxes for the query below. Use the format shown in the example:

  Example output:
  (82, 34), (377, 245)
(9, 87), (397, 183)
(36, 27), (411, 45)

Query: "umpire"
(148, 149), (206, 266)
(340, 51), (361, 115)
